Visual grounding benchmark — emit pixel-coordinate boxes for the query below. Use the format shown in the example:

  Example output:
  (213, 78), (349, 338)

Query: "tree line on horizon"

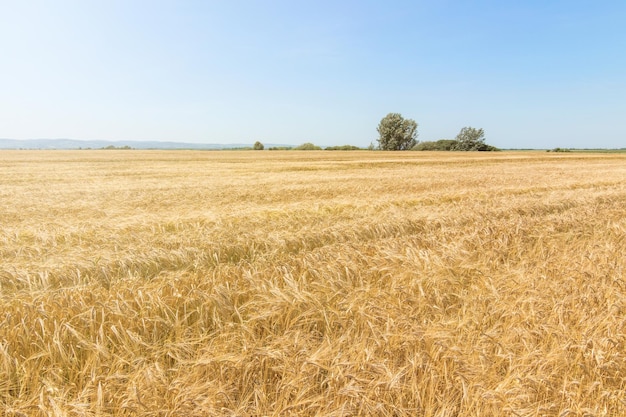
(375, 112), (499, 151)
(251, 113), (499, 151)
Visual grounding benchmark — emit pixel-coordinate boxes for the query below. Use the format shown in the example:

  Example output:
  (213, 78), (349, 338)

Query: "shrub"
(325, 145), (362, 150)
(547, 148), (571, 152)
(412, 140), (458, 151)
(294, 142), (322, 150)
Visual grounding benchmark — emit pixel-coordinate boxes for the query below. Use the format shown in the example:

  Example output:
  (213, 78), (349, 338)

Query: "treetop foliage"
(377, 113), (418, 150)
(451, 127), (498, 151)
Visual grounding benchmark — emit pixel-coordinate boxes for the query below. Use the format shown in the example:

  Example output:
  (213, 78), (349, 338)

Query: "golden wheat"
(1, 150), (625, 416)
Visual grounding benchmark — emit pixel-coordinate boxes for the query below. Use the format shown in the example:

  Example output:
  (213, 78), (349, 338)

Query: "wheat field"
(1, 150), (625, 416)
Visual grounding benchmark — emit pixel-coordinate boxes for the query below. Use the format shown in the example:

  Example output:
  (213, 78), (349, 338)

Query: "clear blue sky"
(2, 1), (625, 148)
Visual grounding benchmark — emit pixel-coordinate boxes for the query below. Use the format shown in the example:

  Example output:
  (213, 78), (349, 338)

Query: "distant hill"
(0, 139), (293, 150)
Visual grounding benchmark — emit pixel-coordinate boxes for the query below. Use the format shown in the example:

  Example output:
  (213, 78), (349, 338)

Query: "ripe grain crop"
(1, 150), (625, 416)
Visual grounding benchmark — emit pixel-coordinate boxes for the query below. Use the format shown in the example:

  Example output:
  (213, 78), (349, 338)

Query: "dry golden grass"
(1, 150), (625, 416)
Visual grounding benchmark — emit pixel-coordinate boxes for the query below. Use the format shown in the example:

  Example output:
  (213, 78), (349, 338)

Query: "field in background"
(1, 150), (625, 416)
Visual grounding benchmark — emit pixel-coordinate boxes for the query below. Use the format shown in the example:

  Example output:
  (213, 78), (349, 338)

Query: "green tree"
(253, 141), (264, 150)
(412, 139), (458, 151)
(451, 127), (488, 151)
(294, 142), (322, 150)
(376, 113), (418, 150)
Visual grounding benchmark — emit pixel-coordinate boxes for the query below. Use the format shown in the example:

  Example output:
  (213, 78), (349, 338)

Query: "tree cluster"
(377, 113), (498, 151)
